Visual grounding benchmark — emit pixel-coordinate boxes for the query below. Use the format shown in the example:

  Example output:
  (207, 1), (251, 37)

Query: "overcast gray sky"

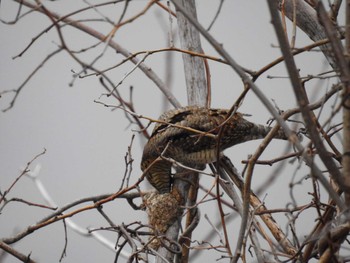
(0, 1), (342, 262)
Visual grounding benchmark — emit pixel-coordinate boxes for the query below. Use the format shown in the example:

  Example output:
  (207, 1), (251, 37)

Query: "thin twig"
(0, 149), (46, 204)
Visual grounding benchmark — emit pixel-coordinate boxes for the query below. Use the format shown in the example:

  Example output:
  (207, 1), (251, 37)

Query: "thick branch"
(174, 0), (207, 106)
(0, 241), (36, 263)
(344, 0), (350, 206)
(171, 2), (344, 262)
(277, 0), (337, 69)
(267, 0), (346, 209)
(159, 1), (208, 262)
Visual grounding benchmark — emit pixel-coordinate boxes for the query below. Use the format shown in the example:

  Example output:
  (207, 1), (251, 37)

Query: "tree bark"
(156, 1), (207, 262)
(343, 0), (350, 206)
(277, 0), (337, 69)
(174, 0), (207, 106)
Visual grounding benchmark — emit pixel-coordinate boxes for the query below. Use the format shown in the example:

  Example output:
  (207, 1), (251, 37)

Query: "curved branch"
(277, 0), (337, 69)
(268, 0), (346, 203)
(171, 3), (344, 263)
(11, 0), (181, 108)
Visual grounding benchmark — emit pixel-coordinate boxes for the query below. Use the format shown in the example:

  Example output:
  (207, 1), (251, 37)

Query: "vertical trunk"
(156, 0), (207, 262)
(343, 0), (350, 205)
(174, 0), (207, 106)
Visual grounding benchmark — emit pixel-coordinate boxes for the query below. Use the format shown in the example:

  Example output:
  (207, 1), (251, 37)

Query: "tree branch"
(267, 0), (345, 209)
(277, 0), (338, 69)
(158, 1), (209, 262)
(11, 0), (181, 108)
(0, 241), (36, 263)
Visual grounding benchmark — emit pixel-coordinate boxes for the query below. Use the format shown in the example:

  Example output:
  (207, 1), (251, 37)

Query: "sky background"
(0, 1), (343, 262)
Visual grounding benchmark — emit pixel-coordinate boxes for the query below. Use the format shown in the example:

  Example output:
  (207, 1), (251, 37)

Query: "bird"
(141, 106), (289, 194)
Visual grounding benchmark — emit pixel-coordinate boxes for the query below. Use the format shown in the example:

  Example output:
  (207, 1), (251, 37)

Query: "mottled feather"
(141, 106), (288, 193)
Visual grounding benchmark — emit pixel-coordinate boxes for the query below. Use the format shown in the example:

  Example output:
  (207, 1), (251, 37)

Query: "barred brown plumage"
(141, 106), (289, 193)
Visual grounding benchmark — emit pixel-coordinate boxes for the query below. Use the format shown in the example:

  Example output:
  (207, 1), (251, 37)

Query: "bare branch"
(11, 0), (181, 108)
(267, 0), (345, 208)
(0, 241), (36, 263)
(0, 149), (46, 204)
(277, 0), (338, 69)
